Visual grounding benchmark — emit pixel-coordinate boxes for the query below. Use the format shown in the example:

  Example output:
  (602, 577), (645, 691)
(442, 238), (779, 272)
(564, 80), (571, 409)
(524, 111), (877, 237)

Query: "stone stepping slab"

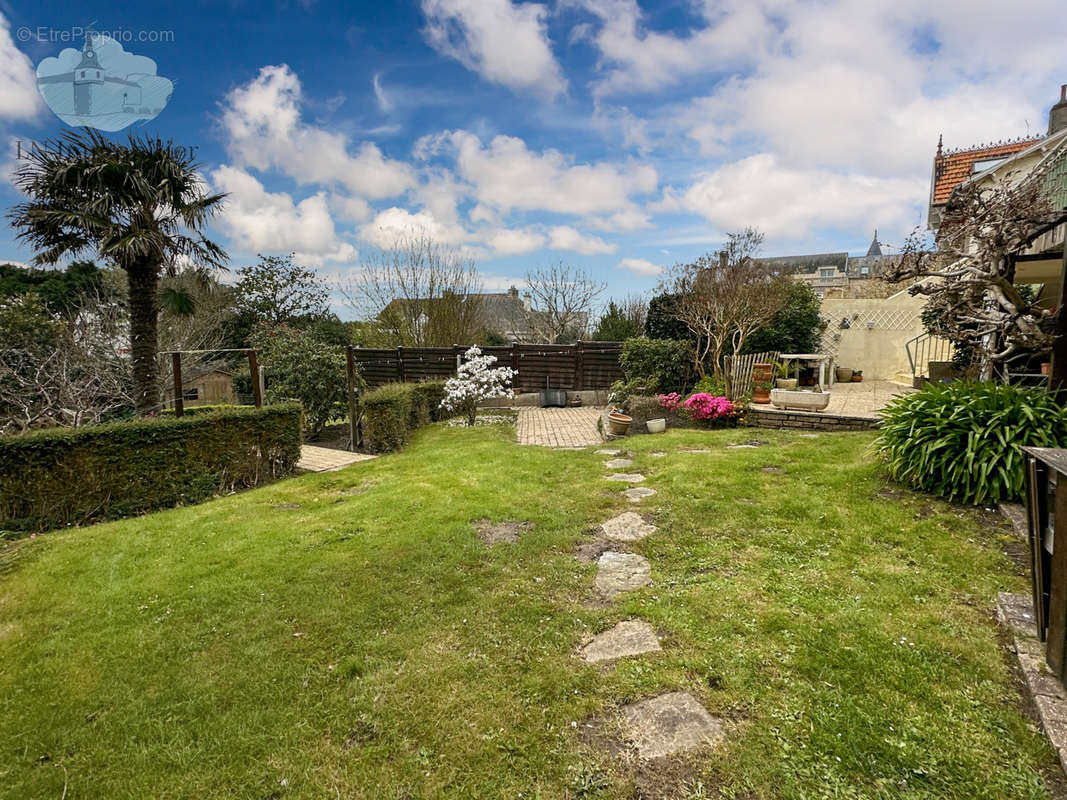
(620, 692), (725, 760)
(604, 458), (634, 469)
(581, 619), (661, 663)
(604, 473), (646, 483)
(595, 551), (651, 598)
(601, 511), (657, 542)
(624, 487), (656, 503)
(596, 448), (624, 456)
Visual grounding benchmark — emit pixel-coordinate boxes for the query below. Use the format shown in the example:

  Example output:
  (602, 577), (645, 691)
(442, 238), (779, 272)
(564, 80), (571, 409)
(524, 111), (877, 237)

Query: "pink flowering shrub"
(683, 393), (737, 421)
(658, 392), (684, 413)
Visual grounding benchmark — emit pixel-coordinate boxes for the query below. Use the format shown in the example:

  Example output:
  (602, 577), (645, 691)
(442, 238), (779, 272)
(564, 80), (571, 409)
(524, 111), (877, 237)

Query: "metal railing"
(905, 332), (954, 379)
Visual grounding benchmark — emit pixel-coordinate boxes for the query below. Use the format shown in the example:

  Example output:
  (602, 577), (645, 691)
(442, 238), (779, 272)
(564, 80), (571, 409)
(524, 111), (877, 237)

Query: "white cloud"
(421, 0), (566, 98)
(359, 207), (472, 249)
(209, 166), (357, 266)
(487, 227), (546, 255)
(221, 64), (415, 198)
(548, 226), (616, 254)
(616, 257), (661, 276)
(677, 154), (923, 239)
(0, 15), (44, 120)
(574, 0), (771, 96)
(442, 130), (657, 216)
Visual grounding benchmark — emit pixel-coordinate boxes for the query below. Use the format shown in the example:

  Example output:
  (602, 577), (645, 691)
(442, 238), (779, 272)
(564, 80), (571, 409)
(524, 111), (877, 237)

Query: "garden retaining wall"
(744, 407), (879, 431)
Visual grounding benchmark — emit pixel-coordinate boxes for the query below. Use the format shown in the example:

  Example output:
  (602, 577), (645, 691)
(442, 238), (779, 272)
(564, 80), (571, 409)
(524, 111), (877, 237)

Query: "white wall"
(820, 293), (927, 381)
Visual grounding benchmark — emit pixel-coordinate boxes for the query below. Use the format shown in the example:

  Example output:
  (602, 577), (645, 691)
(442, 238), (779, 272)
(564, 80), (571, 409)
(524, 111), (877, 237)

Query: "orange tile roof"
(932, 137), (1043, 204)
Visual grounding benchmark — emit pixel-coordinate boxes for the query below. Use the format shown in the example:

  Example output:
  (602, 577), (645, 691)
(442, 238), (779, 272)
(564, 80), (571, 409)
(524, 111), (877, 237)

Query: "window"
(861, 267), (870, 275)
(972, 157), (1006, 174)
(182, 388), (199, 401)
(819, 268), (835, 278)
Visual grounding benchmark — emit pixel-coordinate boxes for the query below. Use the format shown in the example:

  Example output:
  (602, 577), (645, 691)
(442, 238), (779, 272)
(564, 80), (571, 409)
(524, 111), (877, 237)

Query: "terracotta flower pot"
(1042, 362), (1052, 376)
(752, 387), (771, 404)
(607, 411), (632, 436)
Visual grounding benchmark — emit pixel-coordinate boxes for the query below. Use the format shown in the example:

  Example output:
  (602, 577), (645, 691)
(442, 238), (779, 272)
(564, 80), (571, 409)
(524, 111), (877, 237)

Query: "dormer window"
(819, 268), (835, 278)
(972, 157), (1006, 174)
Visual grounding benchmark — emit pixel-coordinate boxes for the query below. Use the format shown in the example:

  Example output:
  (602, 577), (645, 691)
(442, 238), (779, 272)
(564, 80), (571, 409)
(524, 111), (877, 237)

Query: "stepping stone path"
(601, 511), (656, 542)
(568, 449), (723, 769)
(762, 466), (785, 475)
(650, 451), (667, 458)
(605, 473), (646, 483)
(726, 440), (763, 449)
(581, 620), (661, 663)
(595, 551), (652, 598)
(624, 487), (656, 503)
(620, 692), (725, 759)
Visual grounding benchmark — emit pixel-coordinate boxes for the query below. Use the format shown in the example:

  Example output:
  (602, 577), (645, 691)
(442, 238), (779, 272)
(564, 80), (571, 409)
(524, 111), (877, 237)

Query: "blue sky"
(1, 0), (1066, 318)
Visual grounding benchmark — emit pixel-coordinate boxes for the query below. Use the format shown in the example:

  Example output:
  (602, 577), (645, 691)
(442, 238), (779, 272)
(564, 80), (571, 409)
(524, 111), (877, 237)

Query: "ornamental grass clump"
(440, 346), (515, 426)
(876, 381), (1067, 505)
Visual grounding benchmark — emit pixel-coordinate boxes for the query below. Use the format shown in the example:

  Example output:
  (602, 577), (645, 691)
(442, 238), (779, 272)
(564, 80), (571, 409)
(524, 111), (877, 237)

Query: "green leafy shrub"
(0, 404), (302, 532)
(619, 337), (694, 394)
(252, 324), (359, 438)
(877, 382), (1067, 504)
(412, 381), (449, 422)
(362, 383), (416, 453)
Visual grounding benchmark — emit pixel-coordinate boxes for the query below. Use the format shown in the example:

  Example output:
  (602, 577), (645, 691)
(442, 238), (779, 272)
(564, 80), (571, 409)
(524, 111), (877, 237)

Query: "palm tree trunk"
(128, 261), (161, 414)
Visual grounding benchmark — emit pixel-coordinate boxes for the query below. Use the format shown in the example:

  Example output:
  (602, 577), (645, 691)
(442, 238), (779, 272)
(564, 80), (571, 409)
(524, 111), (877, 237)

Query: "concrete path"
(296, 445), (376, 472)
(516, 407), (602, 448)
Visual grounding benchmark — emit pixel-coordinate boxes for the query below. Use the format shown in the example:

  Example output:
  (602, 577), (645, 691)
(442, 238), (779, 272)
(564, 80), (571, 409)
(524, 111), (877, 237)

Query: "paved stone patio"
(516, 407), (602, 448)
(296, 445), (376, 472)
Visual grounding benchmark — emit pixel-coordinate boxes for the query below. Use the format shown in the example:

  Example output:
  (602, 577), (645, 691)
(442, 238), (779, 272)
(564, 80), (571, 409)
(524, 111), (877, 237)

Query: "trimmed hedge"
(361, 380), (448, 453)
(0, 403), (302, 532)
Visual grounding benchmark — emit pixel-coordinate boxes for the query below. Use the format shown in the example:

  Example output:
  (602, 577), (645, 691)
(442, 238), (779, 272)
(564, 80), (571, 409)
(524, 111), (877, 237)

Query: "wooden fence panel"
(724, 350), (779, 400)
(350, 342), (624, 392)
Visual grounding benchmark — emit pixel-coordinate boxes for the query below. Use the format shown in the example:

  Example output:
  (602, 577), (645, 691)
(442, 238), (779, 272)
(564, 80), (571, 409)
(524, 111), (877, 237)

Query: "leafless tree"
(884, 165), (1067, 379)
(342, 234), (485, 346)
(523, 261), (606, 343)
(0, 292), (132, 433)
(661, 228), (791, 381)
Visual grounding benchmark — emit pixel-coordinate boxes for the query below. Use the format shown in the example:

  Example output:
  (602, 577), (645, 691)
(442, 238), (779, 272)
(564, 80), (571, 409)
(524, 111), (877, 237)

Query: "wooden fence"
(724, 350), (779, 399)
(350, 342), (624, 392)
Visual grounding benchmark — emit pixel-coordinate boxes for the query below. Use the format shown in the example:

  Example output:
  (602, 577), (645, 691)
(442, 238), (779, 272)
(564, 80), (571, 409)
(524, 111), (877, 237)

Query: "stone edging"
(743, 407), (879, 431)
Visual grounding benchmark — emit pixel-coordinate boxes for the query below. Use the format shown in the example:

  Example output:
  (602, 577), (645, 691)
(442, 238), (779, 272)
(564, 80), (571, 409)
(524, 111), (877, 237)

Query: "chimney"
(1050, 84), (1067, 136)
(522, 292), (532, 311)
(507, 285), (518, 298)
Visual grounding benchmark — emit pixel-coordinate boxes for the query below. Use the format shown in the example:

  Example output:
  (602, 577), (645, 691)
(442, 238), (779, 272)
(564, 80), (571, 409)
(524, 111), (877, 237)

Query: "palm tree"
(9, 130), (227, 414)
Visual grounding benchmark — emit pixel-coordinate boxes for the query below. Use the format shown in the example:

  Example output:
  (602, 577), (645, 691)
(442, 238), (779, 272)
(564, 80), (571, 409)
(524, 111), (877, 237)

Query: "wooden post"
(511, 343), (520, 391)
(248, 349), (263, 408)
(574, 340), (584, 390)
(397, 346), (406, 382)
(171, 352), (184, 418)
(1051, 237), (1067, 393)
(346, 346), (361, 451)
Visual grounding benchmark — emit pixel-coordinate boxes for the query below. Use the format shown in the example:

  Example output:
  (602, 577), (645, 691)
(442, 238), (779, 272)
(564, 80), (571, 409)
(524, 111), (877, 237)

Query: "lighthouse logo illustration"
(35, 32), (173, 131)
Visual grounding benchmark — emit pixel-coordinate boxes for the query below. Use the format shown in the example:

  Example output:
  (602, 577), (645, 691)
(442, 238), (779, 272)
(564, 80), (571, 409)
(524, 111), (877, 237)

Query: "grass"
(0, 423), (1057, 798)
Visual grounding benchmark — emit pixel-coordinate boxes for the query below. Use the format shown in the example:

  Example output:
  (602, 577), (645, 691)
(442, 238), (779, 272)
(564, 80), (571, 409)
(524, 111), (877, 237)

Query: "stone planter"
(769, 389), (832, 412)
(646, 418), (666, 434)
(835, 367), (853, 383)
(541, 389), (568, 407)
(776, 378), (798, 390)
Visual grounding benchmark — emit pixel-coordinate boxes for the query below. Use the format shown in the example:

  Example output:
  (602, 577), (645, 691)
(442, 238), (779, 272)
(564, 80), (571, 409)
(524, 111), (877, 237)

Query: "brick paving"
(516, 407), (603, 448)
(296, 445), (376, 472)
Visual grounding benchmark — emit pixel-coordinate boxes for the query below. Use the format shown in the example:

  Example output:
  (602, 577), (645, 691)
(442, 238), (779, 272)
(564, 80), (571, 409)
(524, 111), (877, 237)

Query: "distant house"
(759, 233), (901, 300)
(164, 366), (235, 408)
(378, 286), (577, 343)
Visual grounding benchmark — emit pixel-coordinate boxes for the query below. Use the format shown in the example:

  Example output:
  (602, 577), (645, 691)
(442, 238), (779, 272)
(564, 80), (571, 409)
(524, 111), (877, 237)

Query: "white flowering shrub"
(440, 345), (515, 426)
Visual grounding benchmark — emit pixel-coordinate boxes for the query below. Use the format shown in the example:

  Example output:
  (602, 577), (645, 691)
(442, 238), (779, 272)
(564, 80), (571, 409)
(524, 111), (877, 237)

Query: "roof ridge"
(941, 135), (1044, 157)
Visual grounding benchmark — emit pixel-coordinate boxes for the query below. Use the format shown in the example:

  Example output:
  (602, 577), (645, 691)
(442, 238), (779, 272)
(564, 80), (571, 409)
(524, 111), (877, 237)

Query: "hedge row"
(361, 380), (448, 453)
(0, 403), (303, 532)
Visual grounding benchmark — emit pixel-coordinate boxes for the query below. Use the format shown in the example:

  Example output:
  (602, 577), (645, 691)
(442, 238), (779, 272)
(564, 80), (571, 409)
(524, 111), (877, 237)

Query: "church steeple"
(865, 230), (882, 257)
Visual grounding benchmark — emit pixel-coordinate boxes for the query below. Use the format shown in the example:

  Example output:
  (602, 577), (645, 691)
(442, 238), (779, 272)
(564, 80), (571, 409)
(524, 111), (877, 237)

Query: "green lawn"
(0, 423), (1057, 798)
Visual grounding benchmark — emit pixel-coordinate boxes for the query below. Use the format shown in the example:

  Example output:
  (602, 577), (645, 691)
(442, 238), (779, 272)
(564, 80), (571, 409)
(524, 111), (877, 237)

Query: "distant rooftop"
(932, 136), (1043, 205)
